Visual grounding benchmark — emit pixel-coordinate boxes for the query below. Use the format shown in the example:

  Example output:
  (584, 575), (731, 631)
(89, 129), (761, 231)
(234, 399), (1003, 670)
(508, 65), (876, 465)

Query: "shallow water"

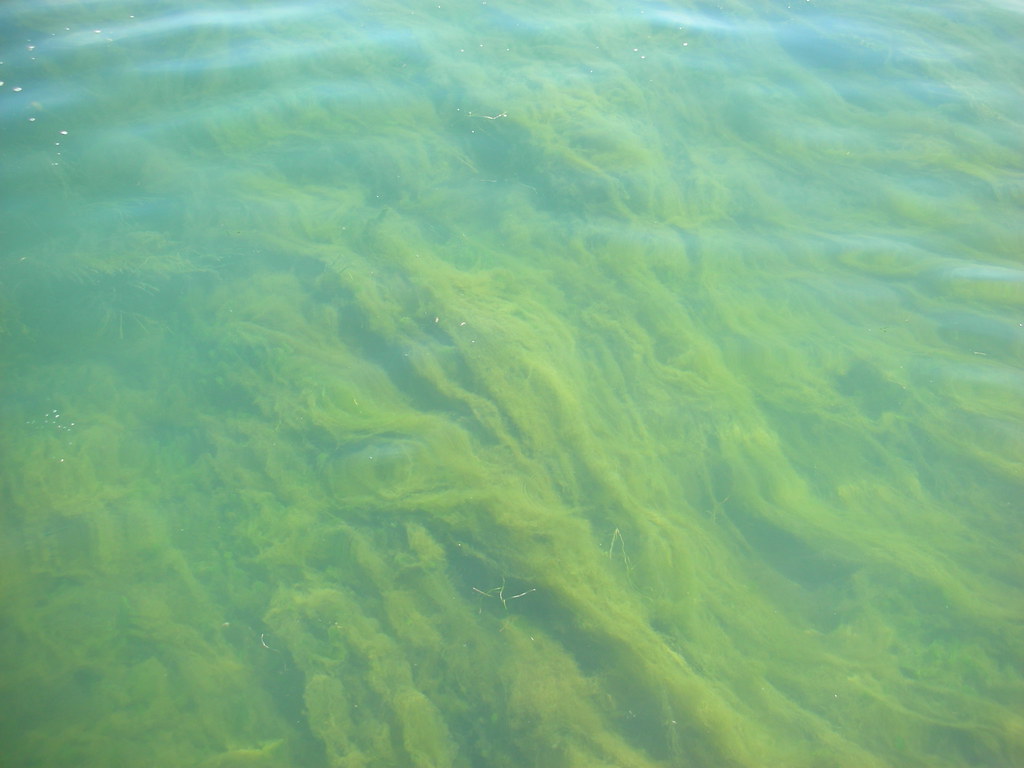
(1, 1), (1022, 766)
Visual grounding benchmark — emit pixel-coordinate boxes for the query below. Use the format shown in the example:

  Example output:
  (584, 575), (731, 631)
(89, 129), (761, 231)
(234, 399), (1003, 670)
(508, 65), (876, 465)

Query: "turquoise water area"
(1, 0), (1021, 766)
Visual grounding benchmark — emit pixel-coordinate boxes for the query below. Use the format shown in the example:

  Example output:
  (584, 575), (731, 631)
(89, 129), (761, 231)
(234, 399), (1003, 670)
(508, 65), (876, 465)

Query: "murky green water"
(1, 1), (1021, 766)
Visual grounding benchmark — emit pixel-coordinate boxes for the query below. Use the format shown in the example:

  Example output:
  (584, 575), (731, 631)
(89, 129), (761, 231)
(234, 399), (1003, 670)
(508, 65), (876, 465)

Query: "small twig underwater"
(608, 527), (632, 570)
(472, 577), (535, 611)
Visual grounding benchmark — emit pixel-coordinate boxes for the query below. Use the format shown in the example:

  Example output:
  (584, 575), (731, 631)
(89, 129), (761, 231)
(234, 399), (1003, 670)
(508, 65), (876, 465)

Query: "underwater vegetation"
(1, 0), (1021, 767)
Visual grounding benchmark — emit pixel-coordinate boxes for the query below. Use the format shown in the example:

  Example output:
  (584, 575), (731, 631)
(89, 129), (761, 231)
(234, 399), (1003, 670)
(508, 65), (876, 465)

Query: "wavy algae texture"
(1, 0), (1022, 767)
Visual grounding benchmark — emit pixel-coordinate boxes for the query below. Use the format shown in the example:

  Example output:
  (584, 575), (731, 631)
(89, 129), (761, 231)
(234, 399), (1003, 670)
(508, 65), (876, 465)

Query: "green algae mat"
(1, 0), (1021, 766)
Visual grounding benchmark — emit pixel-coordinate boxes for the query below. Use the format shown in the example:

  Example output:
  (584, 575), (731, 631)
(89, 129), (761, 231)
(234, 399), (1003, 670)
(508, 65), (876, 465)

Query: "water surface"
(1, 1), (1021, 766)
